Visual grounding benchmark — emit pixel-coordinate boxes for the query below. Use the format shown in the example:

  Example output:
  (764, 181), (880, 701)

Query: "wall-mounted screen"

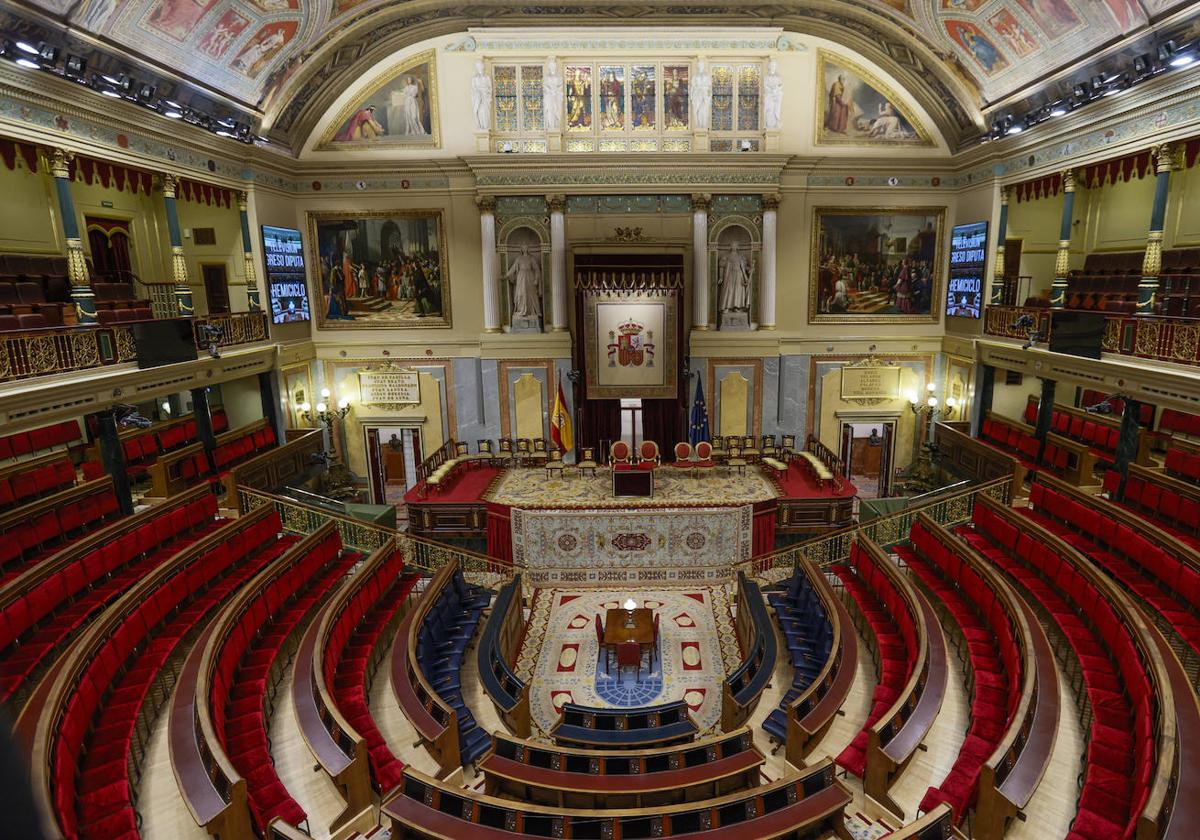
(946, 220), (988, 319)
(261, 225), (310, 324)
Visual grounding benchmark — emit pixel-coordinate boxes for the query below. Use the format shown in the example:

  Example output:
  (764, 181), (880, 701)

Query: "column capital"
(761, 193), (780, 212)
(48, 147), (74, 179)
(1062, 168), (1076, 193)
(546, 194), (567, 214)
(1000, 185), (1010, 206)
(1153, 143), (1177, 174)
(476, 194), (497, 214)
(161, 173), (180, 199)
(237, 190), (249, 212)
(690, 193), (711, 212)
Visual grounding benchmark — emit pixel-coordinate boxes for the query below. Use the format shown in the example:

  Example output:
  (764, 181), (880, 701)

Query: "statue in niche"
(691, 58), (712, 131)
(505, 244), (543, 330)
(763, 57), (783, 130)
(718, 241), (753, 330)
(471, 59), (492, 131)
(544, 57), (564, 132)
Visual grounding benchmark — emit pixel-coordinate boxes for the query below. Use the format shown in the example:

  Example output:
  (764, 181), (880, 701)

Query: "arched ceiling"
(16, 0), (1191, 146)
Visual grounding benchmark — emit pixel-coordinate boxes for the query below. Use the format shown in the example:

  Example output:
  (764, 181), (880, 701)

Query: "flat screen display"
(1049, 311), (1106, 359)
(261, 225), (310, 324)
(133, 318), (196, 369)
(945, 220), (988, 319)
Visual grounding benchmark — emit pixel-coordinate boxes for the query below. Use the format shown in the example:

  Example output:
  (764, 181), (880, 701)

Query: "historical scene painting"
(309, 210), (450, 329)
(323, 52), (438, 147)
(810, 208), (945, 323)
(817, 52), (930, 146)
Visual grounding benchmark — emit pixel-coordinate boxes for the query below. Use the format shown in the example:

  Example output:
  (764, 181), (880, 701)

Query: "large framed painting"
(810, 207), (946, 324)
(816, 50), (931, 147)
(308, 209), (451, 329)
(319, 50), (439, 149)
(583, 291), (679, 399)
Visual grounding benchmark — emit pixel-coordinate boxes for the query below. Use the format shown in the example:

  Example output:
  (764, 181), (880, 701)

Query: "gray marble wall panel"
(780, 355), (808, 439)
(761, 356), (780, 439)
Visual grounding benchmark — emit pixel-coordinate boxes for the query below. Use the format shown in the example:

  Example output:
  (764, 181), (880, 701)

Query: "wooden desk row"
(147, 417), (270, 498)
(478, 575), (531, 738)
(551, 700), (697, 748)
(721, 571), (776, 731)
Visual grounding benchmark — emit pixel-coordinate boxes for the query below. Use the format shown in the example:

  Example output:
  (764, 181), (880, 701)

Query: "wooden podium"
(612, 469), (653, 498)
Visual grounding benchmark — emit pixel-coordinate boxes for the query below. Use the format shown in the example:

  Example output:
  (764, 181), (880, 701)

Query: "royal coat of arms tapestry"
(583, 290), (679, 399)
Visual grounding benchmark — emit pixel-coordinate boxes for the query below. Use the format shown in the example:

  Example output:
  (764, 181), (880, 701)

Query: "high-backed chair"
(670, 442), (693, 472)
(726, 445), (747, 476)
(515, 438), (532, 466)
(576, 446), (598, 478)
(529, 437), (549, 466)
(711, 435), (729, 462)
(475, 439), (495, 465)
(497, 437), (516, 467)
(545, 448), (565, 479)
(637, 440), (660, 471)
(610, 440), (634, 471)
(595, 614), (607, 672)
(692, 441), (715, 477)
(740, 435), (760, 462)
(616, 640), (641, 683)
(780, 434), (797, 461)
(760, 434), (778, 458)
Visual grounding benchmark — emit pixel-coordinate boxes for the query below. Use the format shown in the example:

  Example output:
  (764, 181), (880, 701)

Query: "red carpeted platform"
(403, 466), (502, 505)
(771, 461), (858, 500)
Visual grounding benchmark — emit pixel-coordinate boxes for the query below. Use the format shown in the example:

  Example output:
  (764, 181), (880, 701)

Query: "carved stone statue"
(471, 59), (492, 131)
(691, 58), (712, 131)
(718, 242), (753, 313)
(763, 57), (783, 130)
(505, 244), (543, 322)
(543, 57), (564, 132)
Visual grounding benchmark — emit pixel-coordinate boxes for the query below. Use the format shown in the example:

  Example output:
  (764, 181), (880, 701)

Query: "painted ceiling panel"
(18, 0), (1179, 109)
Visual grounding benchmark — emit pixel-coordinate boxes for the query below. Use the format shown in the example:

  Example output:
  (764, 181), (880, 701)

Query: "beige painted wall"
(816, 365), (926, 470)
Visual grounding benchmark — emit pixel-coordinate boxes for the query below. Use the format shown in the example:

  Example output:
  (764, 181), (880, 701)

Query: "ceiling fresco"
(14, 0), (1192, 140)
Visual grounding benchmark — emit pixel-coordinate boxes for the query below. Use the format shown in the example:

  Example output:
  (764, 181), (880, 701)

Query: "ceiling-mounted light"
(37, 44), (59, 67)
(64, 54), (86, 78)
(136, 83), (156, 102)
(1169, 41), (1196, 67)
(1006, 123), (1023, 135)
(14, 41), (38, 56)
(1103, 74), (1132, 96)
(1048, 101), (1067, 117)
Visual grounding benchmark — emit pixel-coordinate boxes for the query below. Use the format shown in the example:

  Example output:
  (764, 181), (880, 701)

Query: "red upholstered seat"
(610, 440), (633, 471)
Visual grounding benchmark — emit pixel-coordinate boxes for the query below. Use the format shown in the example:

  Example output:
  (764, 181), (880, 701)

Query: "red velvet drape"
(485, 501), (512, 565)
(752, 499), (777, 556)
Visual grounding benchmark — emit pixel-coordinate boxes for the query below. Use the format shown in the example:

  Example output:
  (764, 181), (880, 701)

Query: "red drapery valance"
(1014, 140), (1200, 202)
(179, 178), (235, 208)
(485, 501), (513, 566)
(0, 139), (39, 173)
(72, 156), (154, 195)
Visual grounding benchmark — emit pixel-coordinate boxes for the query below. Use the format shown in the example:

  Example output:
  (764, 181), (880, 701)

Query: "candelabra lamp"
(904, 383), (957, 493)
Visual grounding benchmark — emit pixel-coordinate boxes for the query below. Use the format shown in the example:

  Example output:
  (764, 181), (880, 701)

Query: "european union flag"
(689, 378), (710, 447)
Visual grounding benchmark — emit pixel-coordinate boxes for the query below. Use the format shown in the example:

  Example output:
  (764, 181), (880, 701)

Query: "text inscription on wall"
(358, 369), (421, 406)
(840, 366), (901, 401)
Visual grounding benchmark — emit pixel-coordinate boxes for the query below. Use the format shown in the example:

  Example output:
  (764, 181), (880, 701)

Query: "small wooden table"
(603, 608), (655, 646)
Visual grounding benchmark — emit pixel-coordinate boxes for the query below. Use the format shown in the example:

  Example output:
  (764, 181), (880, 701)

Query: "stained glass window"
(566, 65), (593, 131)
(663, 65), (689, 131)
(493, 65), (517, 134)
(711, 64), (734, 132)
(630, 65), (655, 130)
(737, 64), (760, 132)
(521, 65), (544, 132)
(598, 65), (625, 131)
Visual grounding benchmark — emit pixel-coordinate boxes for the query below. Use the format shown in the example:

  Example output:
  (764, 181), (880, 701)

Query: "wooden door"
(202, 264), (230, 313)
(878, 422), (895, 497)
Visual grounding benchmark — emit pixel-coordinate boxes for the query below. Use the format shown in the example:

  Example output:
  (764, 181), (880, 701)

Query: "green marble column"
(161, 174), (193, 316)
(989, 187), (1010, 305)
(1137, 144), (1175, 315)
(49, 148), (96, 324)
(238, 191), (261, 311)
(1049, 169), (1076, 309)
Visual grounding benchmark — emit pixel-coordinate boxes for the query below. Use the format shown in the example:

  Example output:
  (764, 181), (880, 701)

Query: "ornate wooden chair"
(515, 438), (532, 466)
(529, 437), (549, 467)
(637, 440), (660, 471)
(497, 437), (516, 467)
(670, 441), (693, 473)
(474, 439), (495, 465)
(760, 434), (778, 459)
(545, 448), (565, 479)
(740, 435), (760, 462)
(726, 444), (747, 476)
(610, 440), (634, 471)
(692, 441), (715, 477)
(576, 446), (599, 478)
(616, 640), (642, 683)
(711, 435), (729, 463)
(780, 434), (797, 462)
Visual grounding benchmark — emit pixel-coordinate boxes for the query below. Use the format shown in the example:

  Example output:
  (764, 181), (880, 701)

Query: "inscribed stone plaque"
(840, 366), (901, 401)
(358, 369), (421, 406)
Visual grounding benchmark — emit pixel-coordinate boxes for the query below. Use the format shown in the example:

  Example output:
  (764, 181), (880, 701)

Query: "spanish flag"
(550, 374), (574, 453)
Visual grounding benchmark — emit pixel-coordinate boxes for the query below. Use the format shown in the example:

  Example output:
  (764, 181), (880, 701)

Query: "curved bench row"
(479, 727), (764, 810)
(477, 574), (530, 738)
(0, 476), (120, 584)
(1104, 463), (1200, 552)
(979, 411), (1097, 486)
(391, 559), (491, 773)
(721, 570), (776, 731)
(384, 761), (850, 839)
(1022, 395), (1153, 467)
(898, 514), (1058, 835)
(0, 485), (219, 710)
(764, 563), (836, 747)
(149, 418), (270, 498)
(0, 419), (81, 462)
(0, 449), (77, 511)
(19, 506), (290, 840)
(551, 699), (697, 749)
(833, 536), (947, 819)
(961, 495), (1184, 840)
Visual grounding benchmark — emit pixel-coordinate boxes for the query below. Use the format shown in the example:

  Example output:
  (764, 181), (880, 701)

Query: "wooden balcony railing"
(0, 310), (270, 384)
(983, 303), (1200, 367)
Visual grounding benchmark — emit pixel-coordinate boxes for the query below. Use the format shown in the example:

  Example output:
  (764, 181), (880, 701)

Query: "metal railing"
(238, 487), (516, 587)
(734, 475), (1013, 580)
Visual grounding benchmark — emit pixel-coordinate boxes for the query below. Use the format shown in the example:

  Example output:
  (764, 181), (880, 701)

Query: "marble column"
(1137, 144), (1175, 315)
(692, 193), (710, 330)
(97, 409), (134, 515)
(48, 148), (96, 324)
(478, 196), (501, 333)
(989, 186), (1011, 305)
(238, 191), (261, 311)
(548, 195), (568, 331)
(162, 175), (193, 316)
(759, 193), (779, 330)
(1049, 169), (1076, 309)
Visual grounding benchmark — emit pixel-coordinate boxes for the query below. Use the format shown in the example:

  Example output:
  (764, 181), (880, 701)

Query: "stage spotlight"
(136, 83), (156, 102)
(1048, 101), (1067, 117)
(1072, 83), (1089, 100)
(37, 43), (59, 67)
(1132, 53), (1154, 77)
(1103, 74), (1132, 97)
(14, 40), (38, 56)
(64, 54), (87, 78)
(14, 56), (38, 70)
(1169, 41), (1196, 67)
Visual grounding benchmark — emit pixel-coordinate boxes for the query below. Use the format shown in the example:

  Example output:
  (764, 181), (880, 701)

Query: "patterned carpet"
(486, 466), (778, 509)
(515, 588), (741, 739)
